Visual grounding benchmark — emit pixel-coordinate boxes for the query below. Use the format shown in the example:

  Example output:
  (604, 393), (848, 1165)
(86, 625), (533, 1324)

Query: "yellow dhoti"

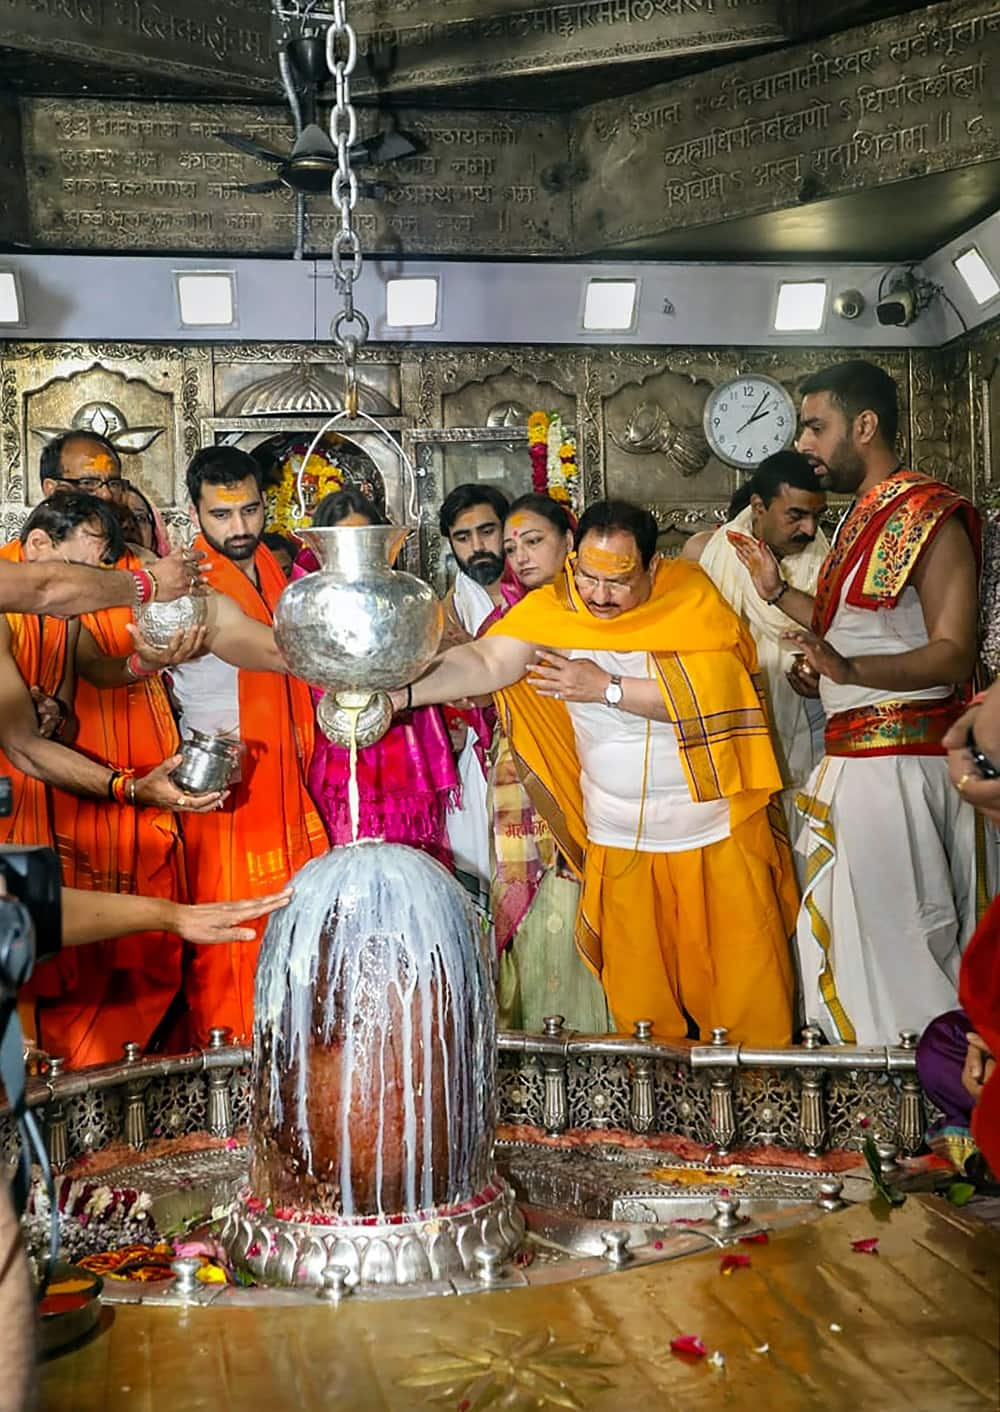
(489, 558), (799, 1048)
(577, 809), (794, 1045)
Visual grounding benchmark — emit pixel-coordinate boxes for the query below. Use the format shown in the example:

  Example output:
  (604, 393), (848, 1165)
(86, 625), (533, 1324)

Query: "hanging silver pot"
(273, 525), (442, 749)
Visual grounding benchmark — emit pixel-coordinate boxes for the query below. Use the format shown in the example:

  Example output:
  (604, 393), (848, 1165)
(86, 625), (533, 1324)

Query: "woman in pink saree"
(299, 488), (459, 860)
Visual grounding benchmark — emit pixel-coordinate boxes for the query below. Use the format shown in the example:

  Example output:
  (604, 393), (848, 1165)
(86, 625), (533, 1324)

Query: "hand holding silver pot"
(169, 732), (244, 796)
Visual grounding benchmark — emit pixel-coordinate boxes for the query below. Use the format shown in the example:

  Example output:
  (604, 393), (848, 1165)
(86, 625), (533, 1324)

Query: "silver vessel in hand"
(135, 593), (208, 650)
(170, 730), (243, 793)
(273, 526), (442, 748)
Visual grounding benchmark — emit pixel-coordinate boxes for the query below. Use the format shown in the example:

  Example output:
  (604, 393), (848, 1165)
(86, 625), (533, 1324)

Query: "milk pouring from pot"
(272, 525), (442, 750)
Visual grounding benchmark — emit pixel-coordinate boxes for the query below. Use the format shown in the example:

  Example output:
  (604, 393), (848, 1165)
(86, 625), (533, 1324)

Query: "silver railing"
(2, 1021), (926, 1172)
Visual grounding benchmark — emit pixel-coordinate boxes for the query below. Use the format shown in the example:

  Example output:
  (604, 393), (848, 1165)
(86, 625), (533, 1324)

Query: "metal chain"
(325, 0), (368, 416)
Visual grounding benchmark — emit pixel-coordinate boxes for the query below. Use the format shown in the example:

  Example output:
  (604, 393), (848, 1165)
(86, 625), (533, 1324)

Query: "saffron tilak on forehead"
(578, 544), (637, 576)
(82, 452), (117, 475)
(213, 484), (253, 503)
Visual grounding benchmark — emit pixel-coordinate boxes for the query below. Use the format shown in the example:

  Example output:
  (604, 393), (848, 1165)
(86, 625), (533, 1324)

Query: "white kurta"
(699, 507), (828, 856)
(567, 649), (730, 852)
(443, 573), (496, 908)
(796, 563), (993, 1045)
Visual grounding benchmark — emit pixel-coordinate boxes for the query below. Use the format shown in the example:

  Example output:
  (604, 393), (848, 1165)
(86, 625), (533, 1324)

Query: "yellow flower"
(549, 485), (571, 504)
(559, 442), (575, 459)
(195, 1263), (228, 1285)
(527, 410), (550, 444)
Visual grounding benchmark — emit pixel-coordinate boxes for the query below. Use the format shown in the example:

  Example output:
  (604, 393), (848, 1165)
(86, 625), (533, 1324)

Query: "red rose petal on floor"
(670, 1335), (708, 1358)
(720, 1253), (752, 1274)
(851, 1237), (880, 1254)
(739, 1232), (770, 1245)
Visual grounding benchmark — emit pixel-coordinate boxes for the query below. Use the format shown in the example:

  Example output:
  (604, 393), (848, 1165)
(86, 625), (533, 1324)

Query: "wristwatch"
(603, 674), (624, 707)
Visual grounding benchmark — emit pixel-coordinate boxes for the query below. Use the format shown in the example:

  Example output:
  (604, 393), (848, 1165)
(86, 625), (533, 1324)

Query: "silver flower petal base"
(220, 1180), (525, 1289)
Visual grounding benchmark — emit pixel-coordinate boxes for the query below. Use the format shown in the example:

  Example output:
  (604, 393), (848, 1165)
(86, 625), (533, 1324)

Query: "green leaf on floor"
(862, 1135), (906, 1208)
(945, 1181), (977, 1207)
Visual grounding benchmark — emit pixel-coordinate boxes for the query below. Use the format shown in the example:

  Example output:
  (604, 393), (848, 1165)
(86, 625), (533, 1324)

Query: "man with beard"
(683, 449), (829, 848)
(171, 446), (327, 1045)
(438, 484), (511, 909)
(735, 360), (987, 1044)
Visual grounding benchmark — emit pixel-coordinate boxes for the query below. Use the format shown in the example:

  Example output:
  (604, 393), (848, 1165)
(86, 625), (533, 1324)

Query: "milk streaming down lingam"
(248, 843), (497, 1221)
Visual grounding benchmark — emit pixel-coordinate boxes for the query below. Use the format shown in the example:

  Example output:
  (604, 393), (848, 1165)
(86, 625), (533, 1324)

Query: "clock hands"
(735, 391), (770, 433)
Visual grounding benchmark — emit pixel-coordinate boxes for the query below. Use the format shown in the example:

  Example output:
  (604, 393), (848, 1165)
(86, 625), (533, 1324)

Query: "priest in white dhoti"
(735, 361), (991, 1045)
(683, 449), (828, 855)
(437, 483), (512, 911)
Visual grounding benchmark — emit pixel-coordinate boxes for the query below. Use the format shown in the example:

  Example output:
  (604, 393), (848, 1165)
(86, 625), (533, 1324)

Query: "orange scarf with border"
(181, 537), (326, 905)
(487, 557), (783, 874)
(52, 548), (184, 982)
(813, 470), (980, 636)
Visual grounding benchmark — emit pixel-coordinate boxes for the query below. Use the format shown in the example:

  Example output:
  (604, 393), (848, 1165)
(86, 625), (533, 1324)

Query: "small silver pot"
(134, 593), (208, 650)
(171, 731), (243, 794)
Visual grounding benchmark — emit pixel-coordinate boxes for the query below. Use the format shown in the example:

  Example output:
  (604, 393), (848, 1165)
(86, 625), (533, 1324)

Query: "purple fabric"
(916, 1008), (975, 1135)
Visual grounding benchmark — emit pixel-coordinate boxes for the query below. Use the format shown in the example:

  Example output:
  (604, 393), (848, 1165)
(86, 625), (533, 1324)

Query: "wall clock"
(702, 374), (797, 469)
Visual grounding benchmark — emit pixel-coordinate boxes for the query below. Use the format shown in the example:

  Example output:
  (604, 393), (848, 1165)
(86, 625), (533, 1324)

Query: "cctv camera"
(876, 276), (917, 327)
(833, 289), (865, 320)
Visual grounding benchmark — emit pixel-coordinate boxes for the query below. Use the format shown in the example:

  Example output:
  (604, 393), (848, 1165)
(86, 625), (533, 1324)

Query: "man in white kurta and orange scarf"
(684, 449), (829, 851)
(394, 499), (798, 1047)
(736, 360), (989, 1045)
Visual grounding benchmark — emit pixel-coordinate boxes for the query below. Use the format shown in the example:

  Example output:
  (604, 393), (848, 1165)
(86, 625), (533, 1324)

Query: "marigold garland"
(265, 444), (345, 534)
(528, 409), (578, 508)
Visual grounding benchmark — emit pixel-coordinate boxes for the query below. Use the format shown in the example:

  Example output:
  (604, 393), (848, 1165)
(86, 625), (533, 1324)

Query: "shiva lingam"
(219, 843), (524, 1288)
(272, 525), (442, 749)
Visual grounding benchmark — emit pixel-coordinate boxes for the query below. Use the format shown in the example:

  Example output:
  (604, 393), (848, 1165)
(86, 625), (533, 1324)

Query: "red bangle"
(127, 652), (156, 679)
(131, 569), (153, 606)
(109, 769), (135, 804)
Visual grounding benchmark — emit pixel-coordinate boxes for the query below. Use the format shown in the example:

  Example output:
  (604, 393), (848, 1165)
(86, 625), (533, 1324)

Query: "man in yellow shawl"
(394, 499), (798, 1046)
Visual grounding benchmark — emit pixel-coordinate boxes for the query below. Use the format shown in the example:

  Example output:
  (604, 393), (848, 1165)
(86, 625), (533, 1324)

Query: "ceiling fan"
(217, 34), (422, 198)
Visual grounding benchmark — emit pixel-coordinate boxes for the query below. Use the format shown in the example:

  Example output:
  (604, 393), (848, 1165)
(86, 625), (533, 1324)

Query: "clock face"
(702, 375), (797, 469)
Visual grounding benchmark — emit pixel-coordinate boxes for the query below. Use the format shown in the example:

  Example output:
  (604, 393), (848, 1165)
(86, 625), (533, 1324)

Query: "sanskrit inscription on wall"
(23, 102), (572, 256)
(0, 0), (273, 85)
(575, 0), (999, 247)
(348, 0), (783, 91)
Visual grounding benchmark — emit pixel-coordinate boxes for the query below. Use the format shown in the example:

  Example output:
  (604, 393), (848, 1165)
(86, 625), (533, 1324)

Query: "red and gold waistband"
(824, 696), (960, 758)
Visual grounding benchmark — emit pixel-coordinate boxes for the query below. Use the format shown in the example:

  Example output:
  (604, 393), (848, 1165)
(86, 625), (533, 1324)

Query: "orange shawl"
(487, 557), (783, 874)
(181, 538), (327, 905)
(0, 540), (66, 850)
(52, 549), (184, 983)
(813, 470), (980, 636)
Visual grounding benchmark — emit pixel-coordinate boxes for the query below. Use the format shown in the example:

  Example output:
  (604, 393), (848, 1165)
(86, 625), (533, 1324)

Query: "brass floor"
(40, 1196), (999, 1412)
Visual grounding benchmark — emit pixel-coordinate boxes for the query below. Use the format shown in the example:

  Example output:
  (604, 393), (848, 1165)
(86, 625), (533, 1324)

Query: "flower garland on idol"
(265, 440), (345, 534)
(527, 410), (579, 509)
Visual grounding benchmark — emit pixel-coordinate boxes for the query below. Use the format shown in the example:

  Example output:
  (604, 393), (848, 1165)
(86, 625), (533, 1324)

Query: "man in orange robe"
(0, 494), (218, 1061)
(173, 446), (327, 1045)
(51, 545), (193, 1064)
(394, 500), (798, 1046)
